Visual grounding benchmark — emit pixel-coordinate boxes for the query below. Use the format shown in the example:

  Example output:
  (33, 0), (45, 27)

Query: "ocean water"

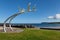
(12, 23), (60, 28)
(31, 23), (60, 27)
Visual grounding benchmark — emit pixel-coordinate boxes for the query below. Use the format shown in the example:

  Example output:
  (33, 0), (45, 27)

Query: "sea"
(30, 23), (60, 28)
(12, 23), (60, 28)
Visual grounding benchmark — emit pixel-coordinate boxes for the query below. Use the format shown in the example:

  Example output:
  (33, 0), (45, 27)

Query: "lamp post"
(3, 2), (36, 32)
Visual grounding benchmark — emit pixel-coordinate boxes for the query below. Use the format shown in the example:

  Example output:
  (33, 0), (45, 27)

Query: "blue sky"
(0, 0), (60, 23)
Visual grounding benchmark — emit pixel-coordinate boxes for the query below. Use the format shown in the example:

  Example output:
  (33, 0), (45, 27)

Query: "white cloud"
(56, 14), (60, 18)
(48, 14), (60, 19)
(48, 16), (54, 19)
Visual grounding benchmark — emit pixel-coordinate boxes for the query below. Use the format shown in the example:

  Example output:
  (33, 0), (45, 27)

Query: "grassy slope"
(0, 28), (60, 40)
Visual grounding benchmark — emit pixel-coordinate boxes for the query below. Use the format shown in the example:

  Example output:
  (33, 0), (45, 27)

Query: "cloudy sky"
(0, 0), (60, 23)
(48, 14), (60, 19)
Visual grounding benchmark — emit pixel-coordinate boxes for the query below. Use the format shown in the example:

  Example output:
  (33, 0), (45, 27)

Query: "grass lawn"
(0, 28), (60, 40)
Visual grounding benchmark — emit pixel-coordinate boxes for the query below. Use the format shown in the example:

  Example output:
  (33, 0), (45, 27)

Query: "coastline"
(40, 27), (60, 30)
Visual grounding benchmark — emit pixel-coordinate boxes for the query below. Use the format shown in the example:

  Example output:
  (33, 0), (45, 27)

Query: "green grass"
(0, 28), (60, 40)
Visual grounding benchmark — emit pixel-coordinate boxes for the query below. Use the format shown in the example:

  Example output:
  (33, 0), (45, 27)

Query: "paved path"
(40, 27), (60, 30)
(0, 26), (24, 33)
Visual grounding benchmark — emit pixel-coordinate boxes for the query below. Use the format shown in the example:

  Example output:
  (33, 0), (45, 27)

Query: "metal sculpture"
(3, 2), (36, 32)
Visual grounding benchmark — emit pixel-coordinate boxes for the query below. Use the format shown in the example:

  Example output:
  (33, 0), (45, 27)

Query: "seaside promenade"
(40, 27), (60, 30)
(0, 26), (24, 33)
